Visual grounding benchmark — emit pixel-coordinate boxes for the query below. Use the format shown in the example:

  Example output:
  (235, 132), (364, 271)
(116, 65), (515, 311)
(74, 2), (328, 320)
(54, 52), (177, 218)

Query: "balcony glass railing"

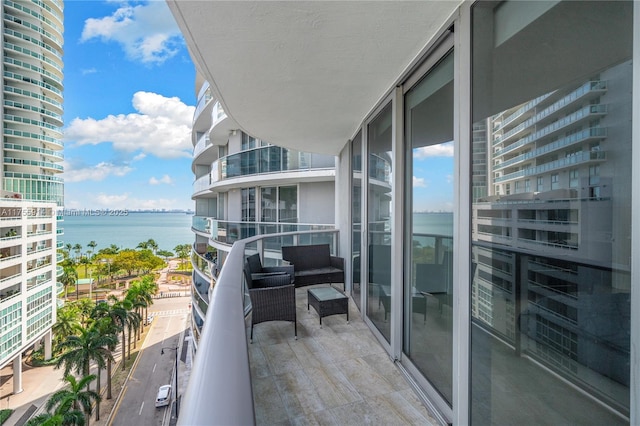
(192, 175), (210, 194)
(217, 146), (335, 181)
(212, 101), (226, 124)
(193, 135), (212, 158)
(191, 216), (210, 234)
(209, 219), (334, 246)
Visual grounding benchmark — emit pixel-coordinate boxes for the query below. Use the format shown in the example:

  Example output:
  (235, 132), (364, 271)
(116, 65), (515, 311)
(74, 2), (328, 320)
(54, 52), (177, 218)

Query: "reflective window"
(404, 51), (454, 403)
(366, 104), (393, 342)
(352, 131), (362, 310)
(471, 1), (632, 423)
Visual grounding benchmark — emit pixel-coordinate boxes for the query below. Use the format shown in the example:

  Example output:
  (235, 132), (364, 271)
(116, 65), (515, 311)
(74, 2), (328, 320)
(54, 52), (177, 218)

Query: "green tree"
(148, 239), (158, 254)
(86, 241), (97, 259)
(137, 250), (164, 274)
(92, 300), (125, 399)
(126, 276), (157, 334)
(25, 413), (66, 426)
(55, 325), (115, 422)
(157, 250), (174, 260)
(174, 243), (191, 268)
(87, 316), (117, 420)
(78, 257), (91, 278)
(60, 266), (78, 300)
(72, 243), (83, 260)
(42, 374), (99, 426)
(98, 244), (119, 255)
(112, 250), (141, 277)
(71, 299), (95, 329)
(52, 304), (80, 347)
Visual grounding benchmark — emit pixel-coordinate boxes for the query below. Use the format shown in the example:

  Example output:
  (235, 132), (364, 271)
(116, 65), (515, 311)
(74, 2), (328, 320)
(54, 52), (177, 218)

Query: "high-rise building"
(0, 0), (63, 394)
(169, 1), (638, 424)
(190, 79), (337, 345)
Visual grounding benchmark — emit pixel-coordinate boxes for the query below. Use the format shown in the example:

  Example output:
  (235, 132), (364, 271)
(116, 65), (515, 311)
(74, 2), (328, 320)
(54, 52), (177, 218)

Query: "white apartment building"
(190, 80), (337, 344)
(0, 0), (64, 395)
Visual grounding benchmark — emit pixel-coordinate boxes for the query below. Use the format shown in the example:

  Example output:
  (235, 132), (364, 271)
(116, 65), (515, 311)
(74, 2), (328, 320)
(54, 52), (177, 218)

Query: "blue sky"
(62, 1), (195, 210)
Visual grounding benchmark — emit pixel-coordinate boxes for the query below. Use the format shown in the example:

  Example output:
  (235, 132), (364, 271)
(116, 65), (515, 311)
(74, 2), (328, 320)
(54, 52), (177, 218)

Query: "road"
(109, 296), (189, 426)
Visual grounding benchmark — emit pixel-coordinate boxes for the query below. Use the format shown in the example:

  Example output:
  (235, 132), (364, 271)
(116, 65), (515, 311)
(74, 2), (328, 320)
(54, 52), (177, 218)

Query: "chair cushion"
(246, 253), (263, 274)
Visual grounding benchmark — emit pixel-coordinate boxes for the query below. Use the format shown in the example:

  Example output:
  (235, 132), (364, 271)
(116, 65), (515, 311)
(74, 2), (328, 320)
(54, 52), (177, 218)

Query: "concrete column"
(33, 339), (41, 351)
(13, 354), (23, 394)
(44, 330), (52, 360)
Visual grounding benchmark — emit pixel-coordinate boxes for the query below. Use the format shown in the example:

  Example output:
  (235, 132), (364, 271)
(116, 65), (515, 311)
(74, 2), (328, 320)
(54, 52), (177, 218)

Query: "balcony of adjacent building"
(192, 146), (335, 197)
(192, 134), (217, 170)
(208, 101), (240, 146)
(492, 81), (608, 147)
(494, 150), (606, 184)
(181, 229), (438, 425)
(493, 127), (607, 170)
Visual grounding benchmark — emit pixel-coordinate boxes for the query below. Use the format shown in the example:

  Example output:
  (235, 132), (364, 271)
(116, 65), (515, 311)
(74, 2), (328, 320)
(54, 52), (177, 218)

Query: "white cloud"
(413, 176), (426, 188)
(414, 141), (454, 159)
(91, 192), (183, 210)
(64, 91), (194, 159)
(63, 162), (134, 183)
(81, 1), (183, 64)
(81, 68), (97, 75)
(149, 175), (173, 185)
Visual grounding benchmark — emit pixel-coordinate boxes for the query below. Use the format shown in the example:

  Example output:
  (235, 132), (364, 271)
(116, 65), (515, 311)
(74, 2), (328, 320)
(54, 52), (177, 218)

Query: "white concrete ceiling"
(168, 1), (458, 156)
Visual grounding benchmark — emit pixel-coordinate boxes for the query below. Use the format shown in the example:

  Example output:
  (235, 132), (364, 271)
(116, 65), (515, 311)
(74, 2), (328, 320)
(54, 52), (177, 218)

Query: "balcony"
(217, 146), (335, 181)
(209, 219), (335, 246)
(494, 150), (606, 184)
(179, 230), (436, 425)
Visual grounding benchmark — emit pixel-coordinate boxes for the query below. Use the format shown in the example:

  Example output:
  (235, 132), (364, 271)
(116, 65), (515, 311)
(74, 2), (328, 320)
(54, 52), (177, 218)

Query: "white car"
(155, 384), (172, 408)
(146, 315), (154, 325)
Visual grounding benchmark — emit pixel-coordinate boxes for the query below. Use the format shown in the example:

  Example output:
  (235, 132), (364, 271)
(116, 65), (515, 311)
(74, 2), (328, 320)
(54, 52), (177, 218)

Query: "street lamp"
(161, 346), (179, 418)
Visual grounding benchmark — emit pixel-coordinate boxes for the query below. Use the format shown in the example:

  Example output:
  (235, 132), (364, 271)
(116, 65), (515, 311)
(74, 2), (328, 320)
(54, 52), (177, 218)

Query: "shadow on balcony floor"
(246, 284), (439, 425)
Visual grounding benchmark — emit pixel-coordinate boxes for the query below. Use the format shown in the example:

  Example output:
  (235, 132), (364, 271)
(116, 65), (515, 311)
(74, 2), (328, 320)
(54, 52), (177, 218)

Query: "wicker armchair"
(244, 255), (297, 342)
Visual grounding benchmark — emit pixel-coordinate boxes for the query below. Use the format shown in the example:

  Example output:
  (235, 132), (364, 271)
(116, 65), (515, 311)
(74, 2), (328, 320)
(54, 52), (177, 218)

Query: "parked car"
(146, 315), (154, 325)
(155, 384), (172, 408)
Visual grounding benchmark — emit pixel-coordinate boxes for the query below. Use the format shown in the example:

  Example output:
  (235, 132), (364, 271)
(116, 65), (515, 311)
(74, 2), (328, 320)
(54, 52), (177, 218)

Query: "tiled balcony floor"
(246, 285), (439, 425)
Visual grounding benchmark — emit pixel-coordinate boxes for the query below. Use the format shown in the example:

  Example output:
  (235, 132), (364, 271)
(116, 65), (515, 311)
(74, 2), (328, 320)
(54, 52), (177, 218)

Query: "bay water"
(60, 212), (194, 254)
(60, 212), (452, 255)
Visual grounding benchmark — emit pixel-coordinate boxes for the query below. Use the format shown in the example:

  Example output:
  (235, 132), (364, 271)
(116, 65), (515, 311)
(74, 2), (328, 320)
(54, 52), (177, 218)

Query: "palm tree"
(43, 374), (99, 426)
(87, 316), (117, 421)
(60, 265), (78, 300)
(52, 305), (80, 347)
(79, 257), (91, 278)
(72, 299), (95, 328)
(136, 240), (149, 250)
(174, 243), (190, 269)
(55, 325), (115, 422)
(25, 413), (66, 426)
(125, 278), (155, 338)
(92, 300), (126, 399)
(130, 294), (147, 342)
(146, 238), (158, 254)
(126, 308), (141, 359)
(55, 326), (115, 407)
(87, 241), (97, 259)
(72, 243), (83, 260)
